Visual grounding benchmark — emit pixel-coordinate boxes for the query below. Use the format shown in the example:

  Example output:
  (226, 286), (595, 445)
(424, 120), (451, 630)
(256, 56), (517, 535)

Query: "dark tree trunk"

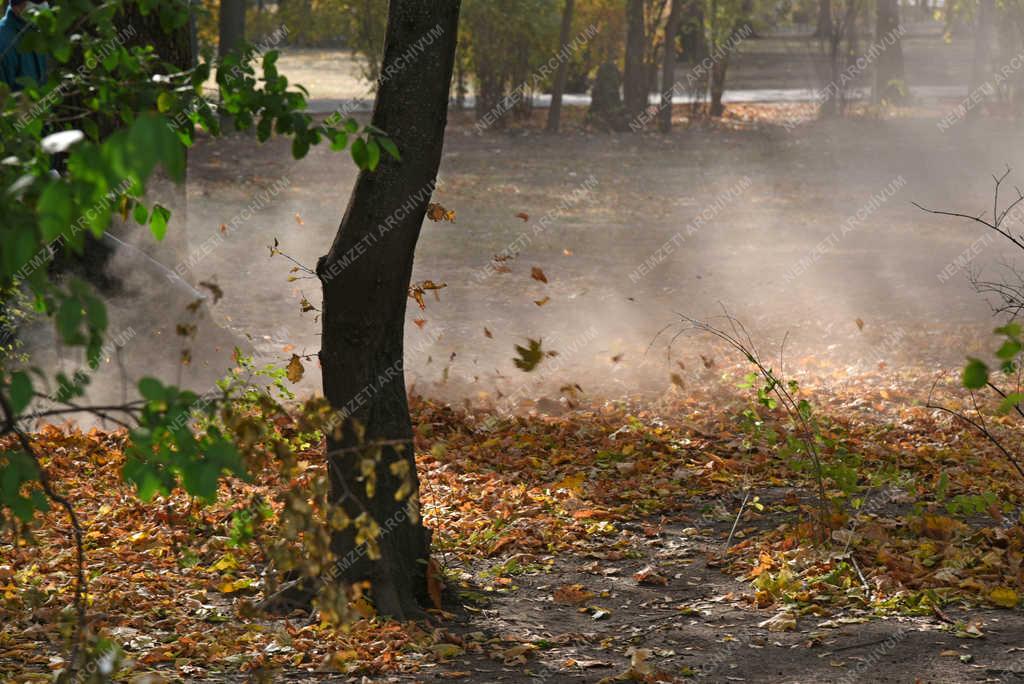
(547, 0), (576, 132)
(624, 0), (647, 120)
(316, 0), (461, 620)
(659, 0), (681, 132)
(969, 0), (995, 120)
(709, 59), (726, 116)
(872, 0), (905, 104)
(815, 0), (833, 37)
(218, 0), (247, 59)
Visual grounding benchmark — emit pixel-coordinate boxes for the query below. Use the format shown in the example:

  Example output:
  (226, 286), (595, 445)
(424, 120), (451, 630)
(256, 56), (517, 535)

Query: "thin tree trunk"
(624, 0), (647, 120)
(218, 0), (246, 59)
(872, 0), (905, 104)
(659, 0), (681, 132)
(316, 0), (461, 620)
(547, 0), (575, 132)
(815, 0), (833, 37)
(969, 0), (995, 120)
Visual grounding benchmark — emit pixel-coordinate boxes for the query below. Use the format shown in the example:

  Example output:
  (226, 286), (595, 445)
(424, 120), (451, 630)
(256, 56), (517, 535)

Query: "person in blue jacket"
(0, 0), (48, 92)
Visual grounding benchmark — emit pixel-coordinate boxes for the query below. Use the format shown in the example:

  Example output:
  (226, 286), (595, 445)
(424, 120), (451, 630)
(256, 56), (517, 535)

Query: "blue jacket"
(0, 6), (46, 92)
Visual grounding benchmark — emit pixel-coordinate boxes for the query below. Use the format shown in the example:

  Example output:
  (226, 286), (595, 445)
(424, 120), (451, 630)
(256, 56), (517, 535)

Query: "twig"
(723, 488), (751, 554)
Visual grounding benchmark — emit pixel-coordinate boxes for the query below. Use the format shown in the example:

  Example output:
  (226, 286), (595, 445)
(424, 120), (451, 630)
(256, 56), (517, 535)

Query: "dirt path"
(389, 517), (1024, 683)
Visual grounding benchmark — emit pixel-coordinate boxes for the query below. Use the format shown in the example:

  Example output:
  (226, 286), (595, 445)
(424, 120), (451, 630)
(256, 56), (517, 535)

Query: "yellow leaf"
(990, 586), (1019, 608)
(286, 354), (304, 383)
(431, 643), (464, 659)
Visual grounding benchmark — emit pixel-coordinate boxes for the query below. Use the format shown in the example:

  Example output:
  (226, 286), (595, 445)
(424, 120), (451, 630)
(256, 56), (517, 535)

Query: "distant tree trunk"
(815, 0), (833, 36)
(624, 0), (647, 120)
(316, 0), (461, 620)
(872, 0), (905, 104)
(969, 0), (995, 120)
(218, 0), (246, 59)
(547, 0), (575, 132)
(659, 0), (682, 132)
(709, 59), (727, 116)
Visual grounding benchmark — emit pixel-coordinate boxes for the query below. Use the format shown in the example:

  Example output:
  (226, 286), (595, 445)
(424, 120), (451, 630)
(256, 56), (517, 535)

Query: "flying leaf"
(426, 203), (456, 222)
(198, 280), (223, 304)
(514, 339), (545, 372)
(286, 355), (304, 383)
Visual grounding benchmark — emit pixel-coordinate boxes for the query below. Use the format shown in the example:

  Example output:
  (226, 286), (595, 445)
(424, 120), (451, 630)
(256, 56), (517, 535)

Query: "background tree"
(872, 0), (905, 104)
(316, 0), (461, 619)
(547, 0), (576, 132)
(218, 0), (247, 59)
(969, 0), (995, 119)
(660, 0), (682, 131)
(624, 0), (648, 119)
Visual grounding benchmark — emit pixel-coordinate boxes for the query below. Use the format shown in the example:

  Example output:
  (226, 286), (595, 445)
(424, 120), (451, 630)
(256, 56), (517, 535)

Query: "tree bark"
(872, 0), (905, 104)
(316, 0), (461, 620)
(218, 0), (247, 59)
(546, 0), (575, 132)
(659, 0), (681, 132)
(624, 0), (647, 120)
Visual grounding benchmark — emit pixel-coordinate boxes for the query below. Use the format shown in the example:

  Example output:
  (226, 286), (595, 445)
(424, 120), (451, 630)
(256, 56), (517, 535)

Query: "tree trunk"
(872, 0), (905, 104)
(546, 0), (575, 132)
(659, 0), (681, 132)
(316, 0), (461, 620)
(969, 0), (995, 120)
(624, 0), (647, 120)
(218, 0), (246, 59)
(709, 58), (726, 116)
(815, 0), (833, 37)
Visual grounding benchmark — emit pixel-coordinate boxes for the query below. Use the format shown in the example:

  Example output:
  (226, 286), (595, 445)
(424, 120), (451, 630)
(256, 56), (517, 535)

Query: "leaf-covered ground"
(3, 348), (1024, 682)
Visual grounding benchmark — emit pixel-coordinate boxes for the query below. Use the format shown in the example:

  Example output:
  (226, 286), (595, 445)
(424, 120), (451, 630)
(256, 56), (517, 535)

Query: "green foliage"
(0, 0), (392, 529)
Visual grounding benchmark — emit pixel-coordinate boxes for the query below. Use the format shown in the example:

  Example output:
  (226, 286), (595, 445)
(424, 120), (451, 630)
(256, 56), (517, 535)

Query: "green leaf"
(138, 377), (165, 402)
(963, 358), (989, 390)
(157, 91), (175, 113)
(37, 182), (72, 242)
(8, 372), (33, 414)
(998, 392), (1024, 414)
(377, 136), (400, 160)
(996, 338), (1022, 361)
(365, 138), (381, 171)
(149, 204), (170, 241)
(350, 137), (368, 169)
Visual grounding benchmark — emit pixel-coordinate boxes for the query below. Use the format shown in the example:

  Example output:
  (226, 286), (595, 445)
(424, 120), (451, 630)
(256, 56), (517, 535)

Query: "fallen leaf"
(530, 267), (548, 283)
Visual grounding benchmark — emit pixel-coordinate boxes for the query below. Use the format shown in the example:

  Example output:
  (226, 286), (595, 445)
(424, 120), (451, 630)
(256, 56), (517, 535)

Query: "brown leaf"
(515, 211), (529, 221)
(534, 296), (551, 307)
(426, 558), (444, 609)
(633, 565), (669, 586)
(484, 327), (493, 338)
(427, 203), (456, 222)
(414, 319), (427, 329)
(286, 354), (305, 383)
(198, 280), (223, 304)
(553, 583), (595, 604)
(294, 212), (304, 225)
(855, 317), (865, 331)
(530, 266), (548, 283)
